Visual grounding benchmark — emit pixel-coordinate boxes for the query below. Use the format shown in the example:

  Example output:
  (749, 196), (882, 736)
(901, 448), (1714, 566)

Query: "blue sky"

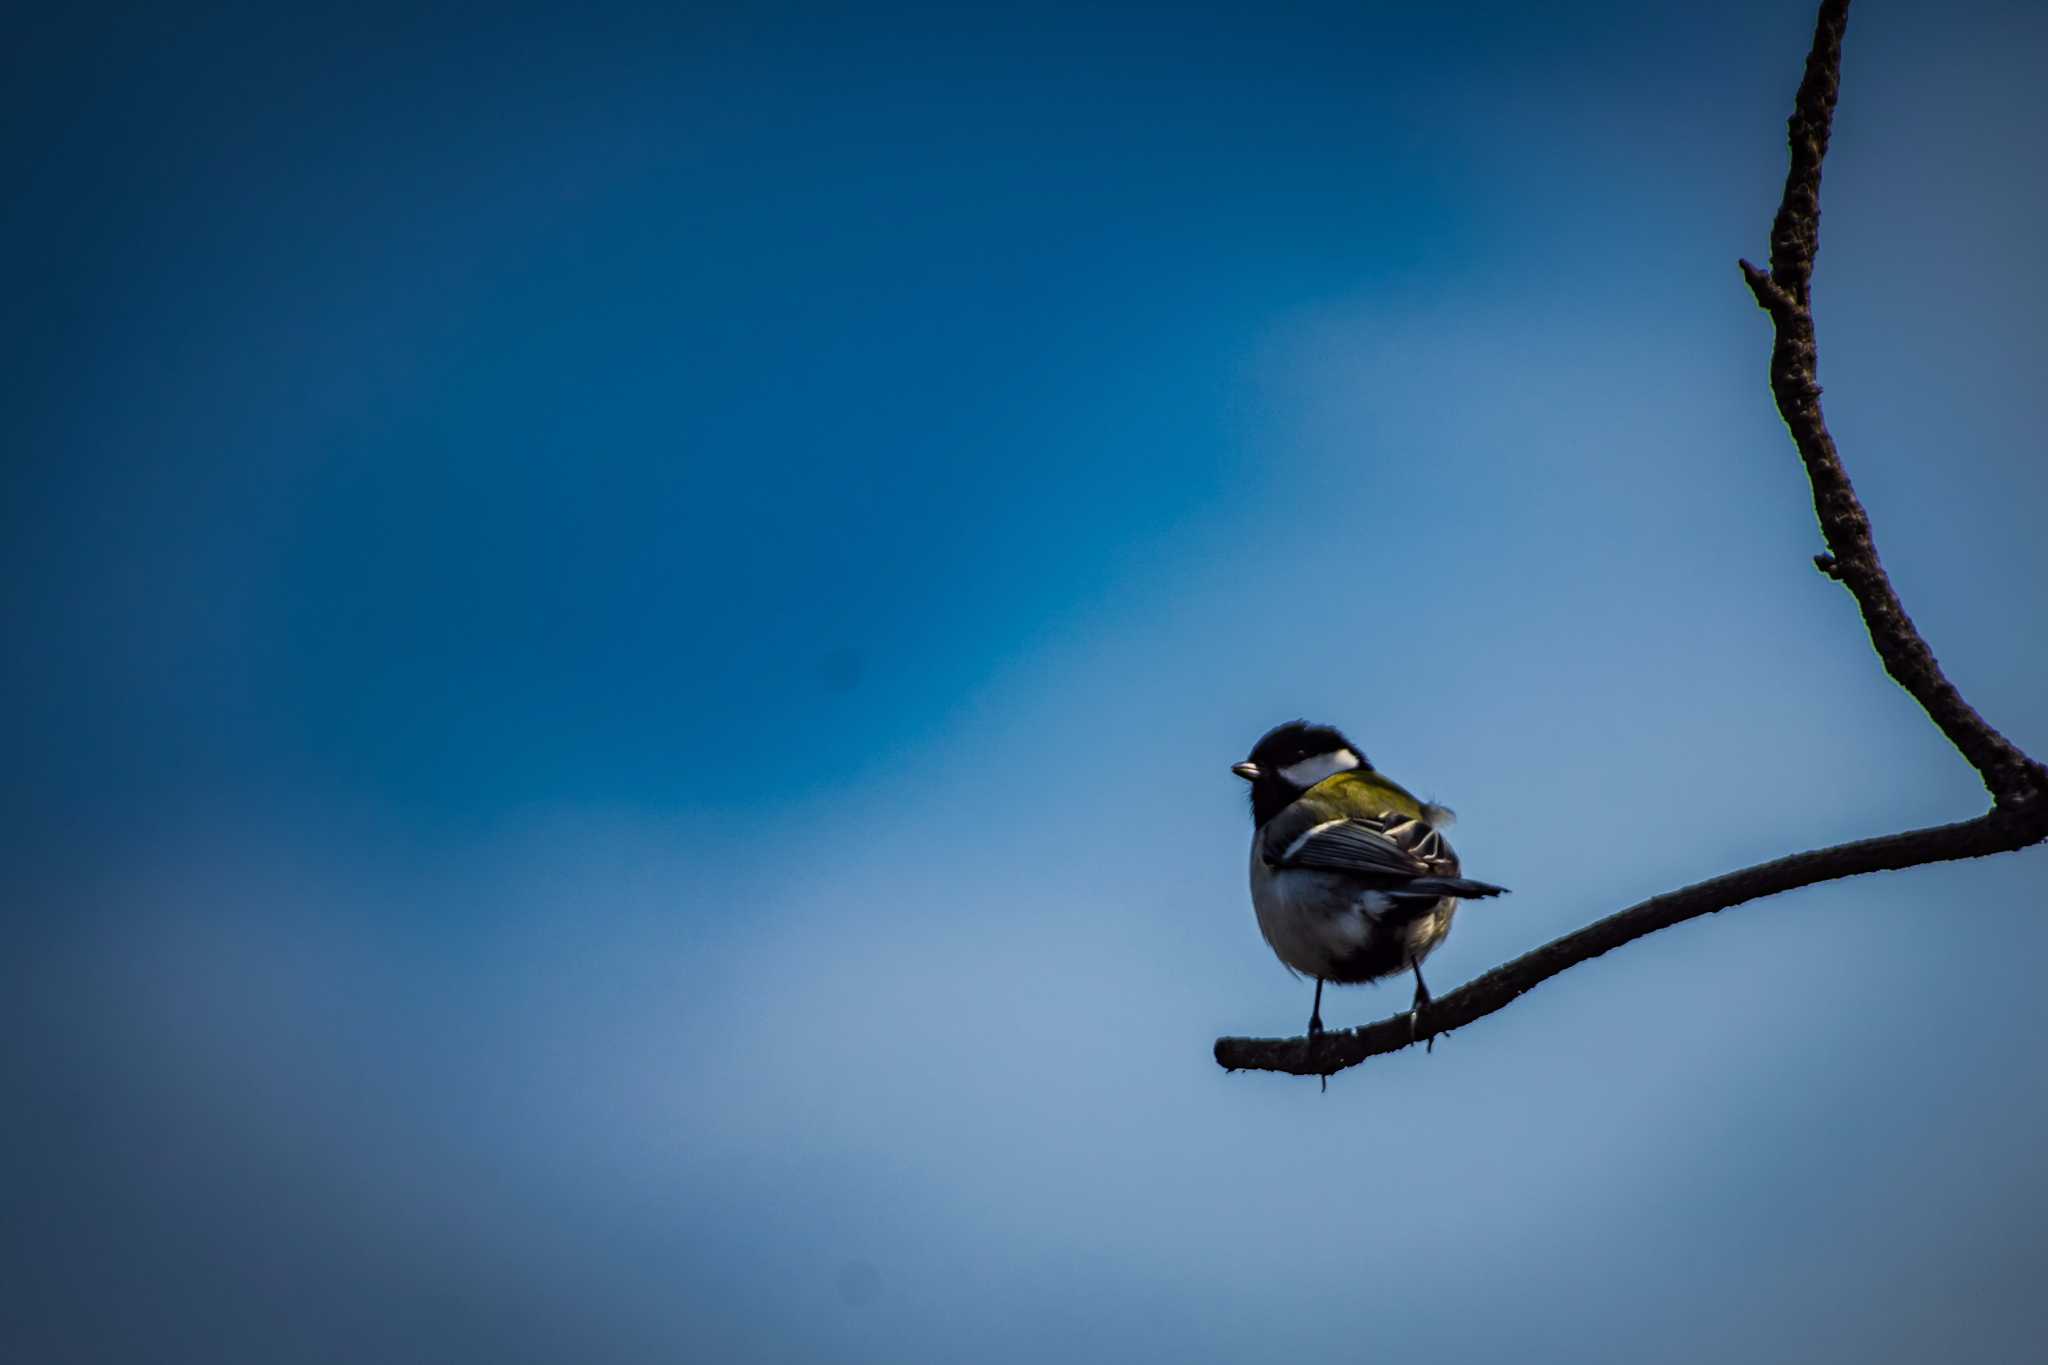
(6, 1), (2046, 1361)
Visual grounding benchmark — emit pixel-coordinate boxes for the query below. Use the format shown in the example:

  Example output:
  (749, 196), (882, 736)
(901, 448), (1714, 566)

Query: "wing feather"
(1271, 819), (1428, 879)
(1259, 774), (1508, 895)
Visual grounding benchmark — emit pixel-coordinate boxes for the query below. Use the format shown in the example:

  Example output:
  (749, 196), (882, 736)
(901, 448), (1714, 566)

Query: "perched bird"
(1233, 720), (1508, 1041)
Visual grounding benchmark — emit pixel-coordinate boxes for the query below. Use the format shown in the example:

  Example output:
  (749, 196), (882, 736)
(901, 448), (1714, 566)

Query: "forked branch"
(1216, 0), (2047, 1082)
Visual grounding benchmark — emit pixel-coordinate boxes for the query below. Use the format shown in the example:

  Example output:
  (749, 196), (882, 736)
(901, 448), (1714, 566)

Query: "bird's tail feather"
(1407, 876), (1509, 900)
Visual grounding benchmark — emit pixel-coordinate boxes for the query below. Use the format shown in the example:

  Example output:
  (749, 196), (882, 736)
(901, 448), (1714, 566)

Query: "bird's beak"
(1231, 761), (1261, 781)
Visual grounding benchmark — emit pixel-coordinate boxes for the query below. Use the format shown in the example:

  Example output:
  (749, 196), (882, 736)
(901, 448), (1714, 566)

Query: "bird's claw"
(1409, 1008), (1436, 1053)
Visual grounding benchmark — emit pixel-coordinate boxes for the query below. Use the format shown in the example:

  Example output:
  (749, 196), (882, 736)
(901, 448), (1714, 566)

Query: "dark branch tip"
(1739, 258), (1796, 313)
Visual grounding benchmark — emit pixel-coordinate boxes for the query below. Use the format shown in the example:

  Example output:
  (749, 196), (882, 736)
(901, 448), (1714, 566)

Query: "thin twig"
(1216, 0), (2047, 1081)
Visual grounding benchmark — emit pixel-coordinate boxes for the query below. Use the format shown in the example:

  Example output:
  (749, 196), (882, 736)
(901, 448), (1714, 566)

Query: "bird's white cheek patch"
(1278, 748), (1360, 789)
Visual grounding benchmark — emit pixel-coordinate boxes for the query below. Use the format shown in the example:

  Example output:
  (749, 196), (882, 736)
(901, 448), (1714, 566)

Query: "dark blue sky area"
(6, 0), (1818, 824)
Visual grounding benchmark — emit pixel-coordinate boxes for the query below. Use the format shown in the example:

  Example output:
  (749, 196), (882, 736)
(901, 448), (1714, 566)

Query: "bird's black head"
(1232, 720), (1371, 826)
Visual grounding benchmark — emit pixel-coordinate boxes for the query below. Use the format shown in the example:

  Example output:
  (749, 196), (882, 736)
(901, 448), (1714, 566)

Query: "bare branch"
(1216, 0), (2047, 1082)
(1217, 814), (2032, 1077)
(1738, 0), (2047, 813)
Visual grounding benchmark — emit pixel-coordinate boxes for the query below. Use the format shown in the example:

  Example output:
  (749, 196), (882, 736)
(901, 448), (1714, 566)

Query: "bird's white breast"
(1248, 838), (1393, 980)
(1248, 835), (1457, 985)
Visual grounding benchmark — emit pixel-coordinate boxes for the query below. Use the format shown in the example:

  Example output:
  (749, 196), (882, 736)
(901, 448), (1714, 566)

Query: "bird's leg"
(1410, 961), (1435, 1053)
(1307, 977), (1325, 1038)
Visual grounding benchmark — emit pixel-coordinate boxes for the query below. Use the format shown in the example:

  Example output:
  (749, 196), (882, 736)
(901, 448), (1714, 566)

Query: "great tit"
(1233, 720), (1508, 1040)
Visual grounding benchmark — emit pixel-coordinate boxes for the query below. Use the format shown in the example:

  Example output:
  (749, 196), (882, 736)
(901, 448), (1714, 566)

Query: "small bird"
(1233, 720), (1508, 1042)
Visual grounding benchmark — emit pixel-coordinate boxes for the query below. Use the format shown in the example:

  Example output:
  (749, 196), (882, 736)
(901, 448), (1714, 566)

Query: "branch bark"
(1736, 0), (2046, 813)
(1217, 0), (2047, 1082)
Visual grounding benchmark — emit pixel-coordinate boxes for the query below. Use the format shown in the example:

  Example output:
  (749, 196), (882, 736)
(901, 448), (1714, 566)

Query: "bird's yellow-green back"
(1302, 768), (1426, 821)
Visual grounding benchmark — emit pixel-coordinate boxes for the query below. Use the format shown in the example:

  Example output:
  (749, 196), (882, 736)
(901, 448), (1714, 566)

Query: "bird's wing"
(1253, 806), (1449, 879)
(1269, 819), (1426, 878)
(1260, 782), (1462, 882)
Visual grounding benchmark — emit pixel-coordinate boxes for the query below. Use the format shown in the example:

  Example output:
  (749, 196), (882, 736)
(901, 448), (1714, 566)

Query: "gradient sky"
(6, 1), (2046, 1361)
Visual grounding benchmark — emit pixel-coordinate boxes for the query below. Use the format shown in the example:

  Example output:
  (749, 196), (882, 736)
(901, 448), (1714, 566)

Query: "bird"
(1232, 720), (1508, 1044)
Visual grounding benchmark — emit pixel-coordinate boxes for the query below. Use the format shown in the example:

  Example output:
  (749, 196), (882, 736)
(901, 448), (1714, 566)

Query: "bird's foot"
(1408, 1007), (1437, 1054)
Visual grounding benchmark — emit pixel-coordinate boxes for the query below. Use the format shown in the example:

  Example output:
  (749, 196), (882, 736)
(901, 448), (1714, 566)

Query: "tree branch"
(1738, 0), (2046, 813)
(1216, 0), (2047, 1082)
(1216, 814), (2034, 1077)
